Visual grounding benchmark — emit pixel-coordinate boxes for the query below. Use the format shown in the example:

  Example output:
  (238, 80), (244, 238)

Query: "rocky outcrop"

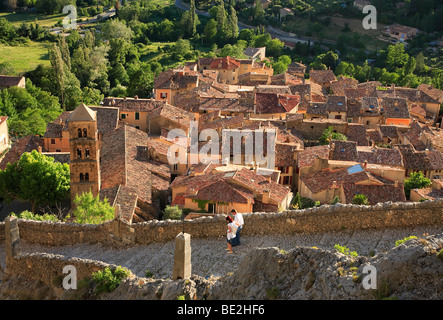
(208, 233), (443, 300)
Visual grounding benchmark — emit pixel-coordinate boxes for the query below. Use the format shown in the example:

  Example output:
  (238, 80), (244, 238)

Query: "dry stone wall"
(0, 200), (442, 247)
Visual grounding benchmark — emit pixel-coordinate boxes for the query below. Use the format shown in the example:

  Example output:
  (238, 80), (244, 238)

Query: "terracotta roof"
(342, 183), (406, 205)
(366, 129), (383, 143)
(209, 56), (241, 70)
(68, 103), (96, 122)
(396, 144), (443, 171)
(100, 125), (171, 204)
(275, 143), (296, 167)
(399, 121), (427, 151)
(89, 106), (119, 135)
(199, 97), (252, 113)
(0, 75), (24, 87)
(297, 145), (330, 168)
(418, 84), (443, 104)
(43, 152), (70, 164)
(412, 188), (443, 200)
(356, 147), (404, 167)
(329, 140), (358, 161)
(347, 123), (369, 146)
(306, 102), (327, 115)
(379, 125), (399, 139)
(187, 180), (254, 204)
(154, 70), (198, 90)
(330, 76), (358, 96)
(149, 103), (195, 129)
(43, 123), (64, 139)
(309, 69), (337, 84)
(0, 135), (44, 170)
(270, 73), (303, 86)
(255, 92), (300, 114)
(102, 97), (166, 112)
(256, 85), (292, 95)
(380, 97), (410, 119)
(326, 95), (347, 112)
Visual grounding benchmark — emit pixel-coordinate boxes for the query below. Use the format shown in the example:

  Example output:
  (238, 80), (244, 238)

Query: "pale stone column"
(172, 232), (191, 280)
(5, 215), (21, 269)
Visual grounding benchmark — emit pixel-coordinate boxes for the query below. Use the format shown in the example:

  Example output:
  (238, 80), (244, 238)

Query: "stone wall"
(6, 252), (116, 285)
(1, 200), (443, 247)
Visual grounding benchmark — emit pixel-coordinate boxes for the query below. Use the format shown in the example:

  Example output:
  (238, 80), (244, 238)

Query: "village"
(1, 45), (442, 225)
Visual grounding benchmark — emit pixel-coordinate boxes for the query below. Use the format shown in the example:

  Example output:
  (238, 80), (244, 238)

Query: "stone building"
(68, 103), (101, 204)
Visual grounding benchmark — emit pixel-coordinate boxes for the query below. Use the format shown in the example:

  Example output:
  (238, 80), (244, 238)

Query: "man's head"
(231, 209), (237, 215)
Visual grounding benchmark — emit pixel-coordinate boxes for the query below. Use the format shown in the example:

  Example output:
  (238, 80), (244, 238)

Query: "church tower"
(68, 103), (101, 205)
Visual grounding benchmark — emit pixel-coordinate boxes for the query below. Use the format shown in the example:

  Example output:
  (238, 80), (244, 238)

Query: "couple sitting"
(226, 209), (244, 254)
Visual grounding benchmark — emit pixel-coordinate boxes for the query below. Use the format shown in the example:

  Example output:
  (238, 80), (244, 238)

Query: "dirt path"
(1, 225), (440, 280)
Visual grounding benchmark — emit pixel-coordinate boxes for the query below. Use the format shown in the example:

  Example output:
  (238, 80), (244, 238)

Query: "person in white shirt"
(225, 215), (237, 254)
(231, 209), (244, 245)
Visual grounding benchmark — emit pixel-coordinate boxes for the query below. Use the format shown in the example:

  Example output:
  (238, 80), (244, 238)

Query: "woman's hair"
(226, 216), (233, 223)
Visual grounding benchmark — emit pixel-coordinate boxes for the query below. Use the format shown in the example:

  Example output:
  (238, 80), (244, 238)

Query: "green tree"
(404, 56), (416, 76)
(319, 126), (347, 145)
(0, 150), (70, 213)
(352, 194), (369, 205)
(404, 171), (432, 199)
(385, 43), (409, 73)
(204, 19), (218, 43)
(163, 205), (183, 220)
(227, 5), (238, 42)
(69, 191), (114, 224)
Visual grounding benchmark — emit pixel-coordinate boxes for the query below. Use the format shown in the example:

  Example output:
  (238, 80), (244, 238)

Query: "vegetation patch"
(91, 266), (131, 295)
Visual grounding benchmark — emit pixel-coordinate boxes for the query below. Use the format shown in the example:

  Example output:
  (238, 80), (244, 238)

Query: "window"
(173, 163), (178, 171)
(347, 118), (353, 123)
(161, 92), (167, 99)
(135, 112), (140, 120)
(77, 148), (82, 158)
(135, 126), (140, 130)
(85, 148), (90, 158)
(83, 128), (87, 138)
(79, 173), (84, 182)
(78, 128), (82, 138)
(85, 173), (89, 182)
(121, 114), (126, 119)
(50, 139), (56, 144)
(283, 176), (292, 185)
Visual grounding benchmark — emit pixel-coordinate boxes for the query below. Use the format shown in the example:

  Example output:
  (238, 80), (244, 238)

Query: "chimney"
(332, 181), (337, 188)
(37, 146), (42, 153)
(394, 180), (398, 187)
(59, 118), (63, 124)
(134, 95), (138, 100)
(262, 189), (271, 204)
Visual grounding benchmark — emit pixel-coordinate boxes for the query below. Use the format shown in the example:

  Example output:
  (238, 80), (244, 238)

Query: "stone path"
(0, 225), (441, 279)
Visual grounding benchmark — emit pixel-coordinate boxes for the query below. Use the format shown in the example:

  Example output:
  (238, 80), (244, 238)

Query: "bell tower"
(68, 103), (101, 205)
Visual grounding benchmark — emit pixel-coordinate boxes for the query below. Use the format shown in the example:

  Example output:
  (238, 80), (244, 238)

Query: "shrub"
(162, 205), (183, 220)
(334, 244), (358, 258)
(330, 196), (341, 205)
(437, 249), (443, 262)
(404, 171), (431, 199)
(352, 194), (369, 205)
(11, 210), (60, 222)
(266, 286), (280, 300)
(68, 191), (114, 224)
(145, 270), (154, 278)
(395, 236), (417, 247)
(92, 266), (130, 295)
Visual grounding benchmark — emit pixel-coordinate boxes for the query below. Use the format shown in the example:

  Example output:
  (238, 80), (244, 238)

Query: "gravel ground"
(0, 225), (441, 279)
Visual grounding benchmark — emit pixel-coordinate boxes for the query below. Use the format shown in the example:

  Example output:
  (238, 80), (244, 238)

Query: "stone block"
(172, 232), (191, 280)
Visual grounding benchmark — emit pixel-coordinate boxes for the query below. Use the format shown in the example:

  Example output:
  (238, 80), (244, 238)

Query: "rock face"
(208, 233), (443, 300)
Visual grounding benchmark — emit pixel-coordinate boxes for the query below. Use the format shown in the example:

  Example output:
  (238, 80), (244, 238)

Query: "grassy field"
(0, 41), (50, 74)
(0, 11), (65, 27)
